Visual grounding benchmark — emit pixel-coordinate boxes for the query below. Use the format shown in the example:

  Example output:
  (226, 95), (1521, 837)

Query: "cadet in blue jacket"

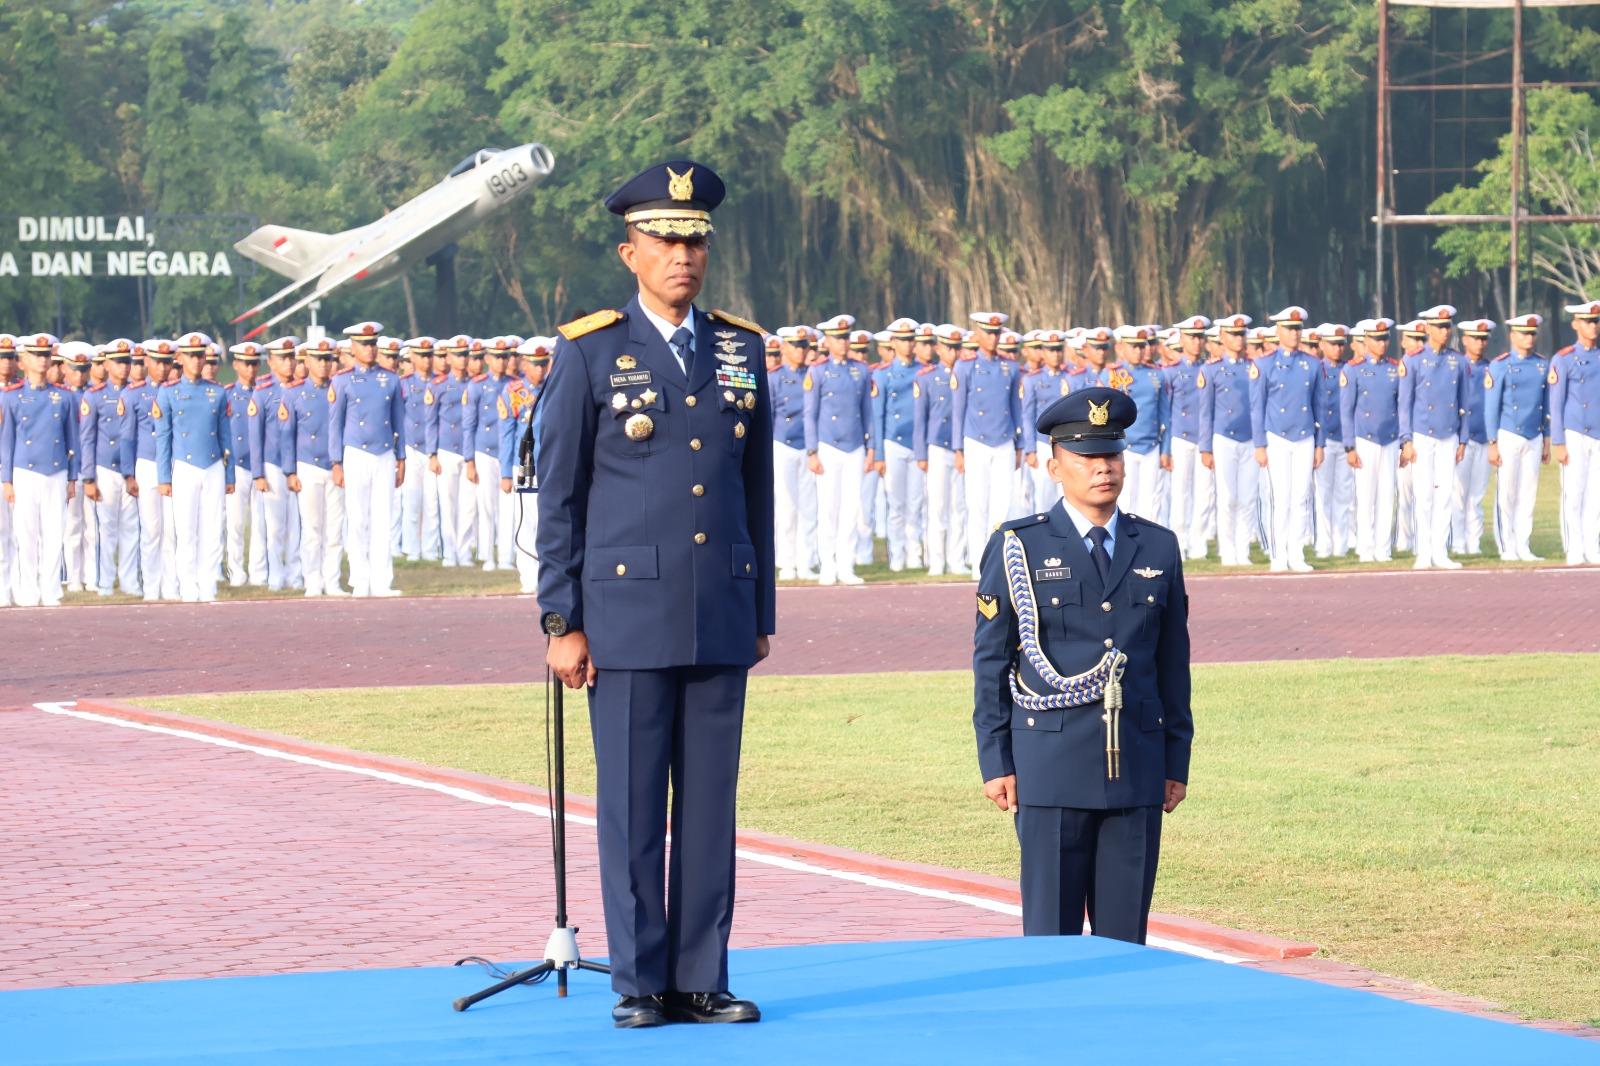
(1484, 313), (1550, 561)
(1197, 314), (1258, 566)
(1, 332), (82, 607)
(913, 323), (967, 576)
(803, 314), (875, 586)
(283, 339), (346, 597)
(224, 342), (267, 588)
(329, 321), (406, 598)
(1399, 305), (1470, 570)
(1550, 299), (1600, 566)
(536, 160), (773, 1030)
(1340, 319), (1403, 562)
(769, 326), (815, 580)
(1252, 307), (1326, 572)
(974, 385), (1192, 944)
(874, 317), (924, 572)
(156, 332), (235, 603)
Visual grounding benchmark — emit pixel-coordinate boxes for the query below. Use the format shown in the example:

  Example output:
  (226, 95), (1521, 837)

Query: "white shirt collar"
(1058, 498), (1118, 545)
(637, 300), (695, 347)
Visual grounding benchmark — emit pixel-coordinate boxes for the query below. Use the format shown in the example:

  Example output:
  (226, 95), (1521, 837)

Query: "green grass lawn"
(141, 653), (1600, 1027)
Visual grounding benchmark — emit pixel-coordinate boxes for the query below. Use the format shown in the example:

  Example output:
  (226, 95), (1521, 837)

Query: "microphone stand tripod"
(453, 662), (610, 1011)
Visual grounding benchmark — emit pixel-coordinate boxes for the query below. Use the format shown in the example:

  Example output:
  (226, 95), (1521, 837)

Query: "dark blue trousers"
(588, 666), (747, 996)
(1015, 805), (1163, 943)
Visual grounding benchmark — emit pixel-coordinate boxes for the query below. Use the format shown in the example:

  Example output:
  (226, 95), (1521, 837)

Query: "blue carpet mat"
(3, 937), (1594, 1064)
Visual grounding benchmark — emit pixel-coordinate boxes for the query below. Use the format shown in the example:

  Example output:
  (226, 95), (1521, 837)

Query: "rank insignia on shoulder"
(709, 308), (766, 335)
(558, 309), (624, 341)
(1134, 567), (1164, 578)
(976, 593), (999, 619)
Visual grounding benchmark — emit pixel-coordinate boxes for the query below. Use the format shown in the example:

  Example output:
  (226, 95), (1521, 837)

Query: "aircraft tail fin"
(233, 224), (347, 280)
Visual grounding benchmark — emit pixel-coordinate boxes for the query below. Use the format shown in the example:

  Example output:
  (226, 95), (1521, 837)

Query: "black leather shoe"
(612, 994), (669, 1029)
(661, 990), (761, 1024)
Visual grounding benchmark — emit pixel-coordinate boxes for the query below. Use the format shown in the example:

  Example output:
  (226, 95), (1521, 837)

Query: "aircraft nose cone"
(519, 143), (555, 177)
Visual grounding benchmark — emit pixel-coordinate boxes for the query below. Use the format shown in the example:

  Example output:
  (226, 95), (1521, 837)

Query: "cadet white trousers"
(856, 466), (880, 566)
(0, 490), (12, 606)
(436, 451), (474, 567)
(1169, 438), (1213, 560)
(259, 463), (302, 591)
(95, 465), (140, 595)
(1263, 434), (1314, 570)
(1031, 441), (1062, 513)
(883, 440), (924, 569)
(1451, 440), (1490, 556)
(171, 459), (225, 603)
(225, 470), (267, 586)
(1211, 436), (1257, 566)
(1410, 433), (1459, 568)
(1352, 439), (1398, 562)
(963, 438), (1015, 578)
(1313, 446), (1354, 558)
(509, 486), (539, 593)
(295, 463), (345, 595)
(816, 442), (865, 582)
(772, 441), (810, 575)
(1492, 430), (1542, 560)
(135, 457), (178, 601)
(1123, 447), (1163, 525)
(9, 468), (67, 607)
(924, 444), (963, 576)
(475, 449), (512, 570)
(401, 445), (441, 561)
(63, 479), (97, 591)
(343, 447), (396, 596)
(1559, 430), (1600, 566)
(1395, 461), (1415, 552)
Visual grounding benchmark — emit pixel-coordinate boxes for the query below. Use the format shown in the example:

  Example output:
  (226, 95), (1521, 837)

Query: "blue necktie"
(671, 325), (694, 377)
(1088, 525), (1111, 585)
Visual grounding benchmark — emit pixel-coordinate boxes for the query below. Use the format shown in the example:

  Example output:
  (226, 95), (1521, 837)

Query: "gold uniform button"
(692, 484), (705, 496)
(734, 423), (745, 439)
(1147, 594), (1156, 603)
(1050, 597), (1059, 606)
(685, 395), (697, 407)
(1027, 717), (1035, 727)
(616, 564), (627, 576)
(1101, 601), (1112, 612)
(689, 438), (702, 451)
(744, 563), (752, 573)
(1104, 638), (1114, 648)
(694, 532), (707, 545)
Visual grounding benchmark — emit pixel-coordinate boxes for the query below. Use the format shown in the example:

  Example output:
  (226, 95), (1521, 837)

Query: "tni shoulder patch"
(976, 594), (999, 620)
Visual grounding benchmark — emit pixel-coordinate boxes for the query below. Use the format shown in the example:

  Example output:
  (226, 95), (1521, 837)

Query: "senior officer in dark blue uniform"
(973, 386), (1193, 944)
(536, 160), (775, 1029)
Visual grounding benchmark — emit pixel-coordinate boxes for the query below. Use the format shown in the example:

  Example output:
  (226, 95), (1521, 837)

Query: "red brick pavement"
(3, 567), (1597, 707)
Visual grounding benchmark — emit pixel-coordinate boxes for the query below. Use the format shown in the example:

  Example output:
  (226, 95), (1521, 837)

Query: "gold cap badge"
(1087, 398), (1110, 427)
(667, 166), (695, 202)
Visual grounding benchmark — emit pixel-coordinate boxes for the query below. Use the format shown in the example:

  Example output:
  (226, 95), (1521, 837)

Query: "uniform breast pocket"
(718, 389), (753, 454)
(1128, 581), (1168, 635)
(1038, 580), (1083, 635)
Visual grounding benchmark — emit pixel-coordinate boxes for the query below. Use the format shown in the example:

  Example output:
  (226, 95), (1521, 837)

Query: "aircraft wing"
(318, 197), (480, 289)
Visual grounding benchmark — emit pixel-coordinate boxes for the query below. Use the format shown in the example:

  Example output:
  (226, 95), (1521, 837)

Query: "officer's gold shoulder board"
(708, 308), (766, 335)
(1338, 371), (1347, 388)
(1549, 368), (1560, 385)
(497, 396), (508, 419)
(976, 593), (999, 620)
(557, 308), (624, 341)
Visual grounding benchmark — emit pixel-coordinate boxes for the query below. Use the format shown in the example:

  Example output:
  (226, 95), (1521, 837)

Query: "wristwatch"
(541, 612), (569, 637)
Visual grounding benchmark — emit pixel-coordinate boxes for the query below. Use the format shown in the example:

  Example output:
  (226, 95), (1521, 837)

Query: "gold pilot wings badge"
(1134, 567), (1164, 578)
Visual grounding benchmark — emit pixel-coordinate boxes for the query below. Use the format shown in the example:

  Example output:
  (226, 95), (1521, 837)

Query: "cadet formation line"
(2, 299), (1599, 607)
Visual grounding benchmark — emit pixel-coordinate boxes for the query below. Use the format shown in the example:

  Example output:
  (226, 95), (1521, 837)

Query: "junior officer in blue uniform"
(973, 386), (1192, 943)
(536, 160), (774, 1029)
